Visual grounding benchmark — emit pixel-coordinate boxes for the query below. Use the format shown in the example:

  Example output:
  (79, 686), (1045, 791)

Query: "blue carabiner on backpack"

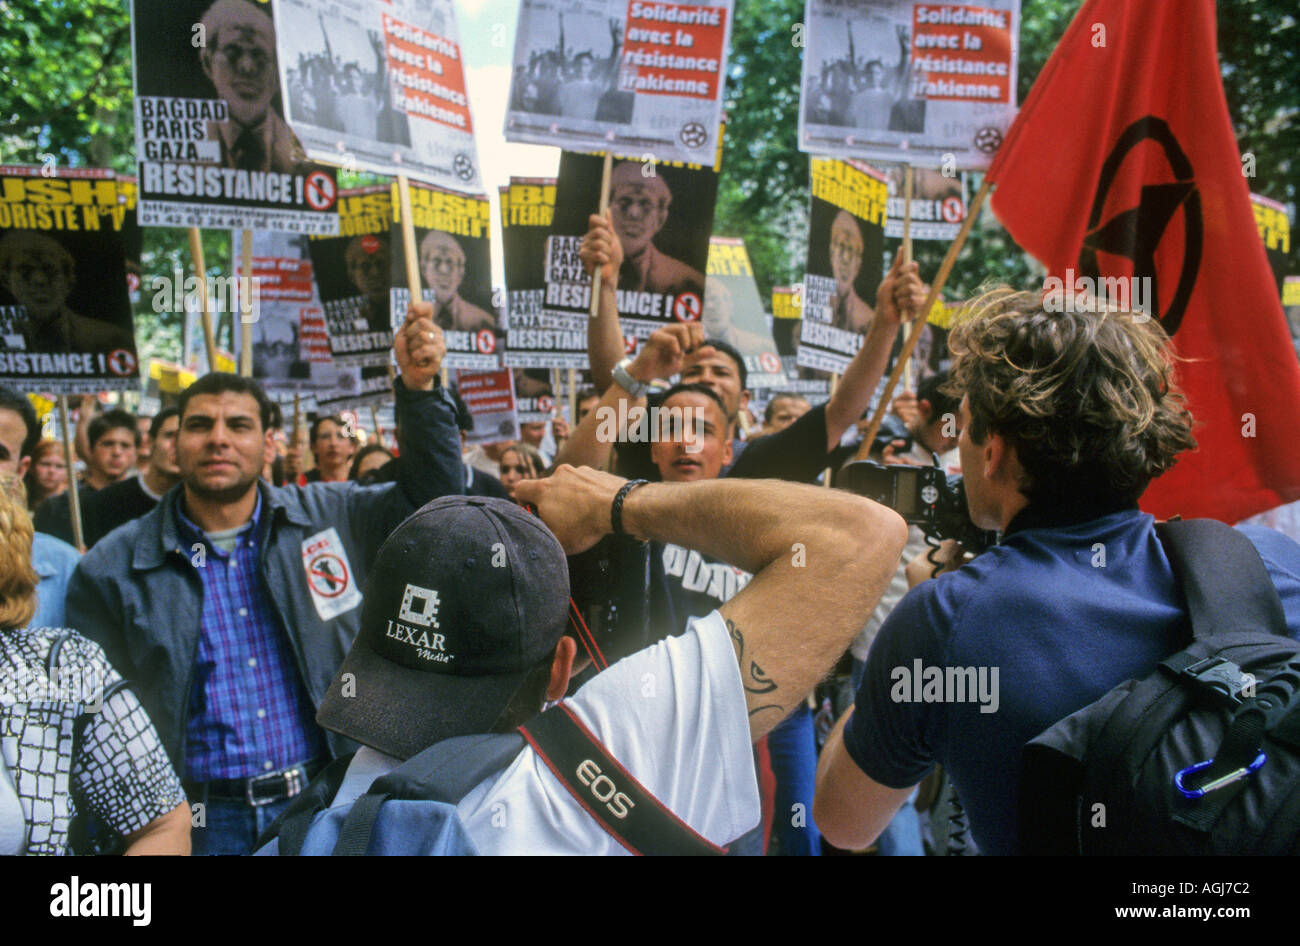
(1174, 751), (1267, 799)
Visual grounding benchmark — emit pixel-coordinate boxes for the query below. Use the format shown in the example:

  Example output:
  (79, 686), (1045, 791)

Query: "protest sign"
(456, 369), (520, 444)
(130, 0), (340, 233)
(797, 157), (888, 375)
(1252, 192), (1291, 296)
(500, 177), (587, 369)
(506, 0), (733, 167)
(390, 180), (498, 369)
(882, 163), (966, 240)
(272, 0), (482, 192)
(315, 364), (391, 411)
(548, 149), (716, 339)
(800, 0), (1019, 170)
(1284, 276), (1300, 362)
(308, 184), (393, 367)
(233, 230), (339, 393)
(771, 286), (831, 398)
(512, 367), (561, 423)
(704, 238), (783, 389)
(0, 167), (141, 394)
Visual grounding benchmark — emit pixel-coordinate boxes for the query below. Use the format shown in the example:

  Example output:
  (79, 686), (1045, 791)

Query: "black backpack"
(1019, 519), (1300, 854)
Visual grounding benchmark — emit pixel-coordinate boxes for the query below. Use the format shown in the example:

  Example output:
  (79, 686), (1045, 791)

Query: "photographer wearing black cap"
(278, 468), (905, 855)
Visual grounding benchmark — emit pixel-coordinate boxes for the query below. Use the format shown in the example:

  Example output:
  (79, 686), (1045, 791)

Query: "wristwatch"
(611, 357), (651, 398)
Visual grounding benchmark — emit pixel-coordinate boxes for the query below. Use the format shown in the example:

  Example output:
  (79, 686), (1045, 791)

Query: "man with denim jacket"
(66, 303), (461, 854)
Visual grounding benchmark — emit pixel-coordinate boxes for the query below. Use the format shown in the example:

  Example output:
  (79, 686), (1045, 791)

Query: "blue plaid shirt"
(179, 494), (327, 781)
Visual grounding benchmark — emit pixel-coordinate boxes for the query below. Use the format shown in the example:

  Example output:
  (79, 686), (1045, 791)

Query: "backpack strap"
(330, 732), (527, 856)
(258, 753), (355, 855)
(1156, 520), (1288, 642)
(518, 702), (727, 856)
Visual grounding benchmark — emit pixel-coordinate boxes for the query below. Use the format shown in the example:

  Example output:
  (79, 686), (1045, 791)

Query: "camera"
(839, 460), (999, 554)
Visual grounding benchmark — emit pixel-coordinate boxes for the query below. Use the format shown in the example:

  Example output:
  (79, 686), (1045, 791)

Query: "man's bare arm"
(580, 211), (626, 393)
(814, 709), (914, 849)
(516, 468), (908, 742)
(823, 254), (927, 450)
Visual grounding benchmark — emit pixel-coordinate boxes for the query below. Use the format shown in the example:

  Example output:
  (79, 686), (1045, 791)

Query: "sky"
(455, 0), (561, 288)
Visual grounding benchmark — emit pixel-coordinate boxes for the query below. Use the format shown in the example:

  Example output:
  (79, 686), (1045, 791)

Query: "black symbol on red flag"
(1079, 116), (1203, 335)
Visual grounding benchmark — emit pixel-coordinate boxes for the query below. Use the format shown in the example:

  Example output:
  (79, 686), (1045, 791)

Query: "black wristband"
(611, 479), (649, 539)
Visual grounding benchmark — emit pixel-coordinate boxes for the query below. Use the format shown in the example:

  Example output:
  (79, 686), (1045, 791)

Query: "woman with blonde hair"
(0, 481), (191, 854)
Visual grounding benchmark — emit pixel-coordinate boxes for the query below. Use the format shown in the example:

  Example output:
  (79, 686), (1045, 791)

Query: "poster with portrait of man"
(506, 0), (733, 168)
(272, 0), (482, 192)
(0, 167), (140, 394)
(390, 180), (498, 370)
(799, 0), (1020, 171)
(512, 368), (561, 424)
(798, 157), (888, 375)
(129, 0), (340, 233)
(500, 178), (587, 370)
(548, 150), (717, 339)
(233, 229), (340, 393)
(882, 163), (967, 241)
(308, 184), (393, 367)
(771, 285), (831, 399)
(704, 238), (783, 390)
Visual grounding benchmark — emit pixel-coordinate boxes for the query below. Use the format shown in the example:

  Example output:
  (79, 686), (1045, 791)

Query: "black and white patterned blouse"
(0, 627), (186, 855)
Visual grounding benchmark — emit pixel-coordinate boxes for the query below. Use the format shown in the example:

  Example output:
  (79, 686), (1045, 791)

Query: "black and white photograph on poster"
(308, 184), (393, 367)
(704, 237), (784, 389)
(129, 0), (340, 233)
(513, 367), (559, 423)
(0, 167), (140, 394)
(882, 163), (967, 241)
(799, 0), (1020, 171)
(798, 157), (888, 375)
(390, 181), (498, 370)
(317, 363), (391, 411)
(233, 229), (340, 393)
(273, 0), (482, 192)
(547, 151), (716, 334)
(506, 0), (734, 167)
(771, 286), (831, 398)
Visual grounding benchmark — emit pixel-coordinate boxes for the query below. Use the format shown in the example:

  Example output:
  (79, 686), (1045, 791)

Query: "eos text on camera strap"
(519, 703), (727, 856)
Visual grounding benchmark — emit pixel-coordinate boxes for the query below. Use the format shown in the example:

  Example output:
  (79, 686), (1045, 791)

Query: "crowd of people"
(3, 211), (1300, 858)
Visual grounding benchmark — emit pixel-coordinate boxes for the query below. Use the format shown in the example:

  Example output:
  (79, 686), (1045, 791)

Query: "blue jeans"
(850, 658), (924, 856)
(190, 793), (293, 856)
(767, 705), (821, 856)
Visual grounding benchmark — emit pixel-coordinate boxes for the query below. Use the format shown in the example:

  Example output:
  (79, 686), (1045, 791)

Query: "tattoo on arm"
(726, 617), (782, 719)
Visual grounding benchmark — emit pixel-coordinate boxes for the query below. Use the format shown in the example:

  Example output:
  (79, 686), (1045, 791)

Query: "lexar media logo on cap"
(387, 584), (453, 664)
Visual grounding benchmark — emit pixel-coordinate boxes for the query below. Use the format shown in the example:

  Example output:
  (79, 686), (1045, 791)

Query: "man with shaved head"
(829, 209), (873, 334)
(608, 161), (705, 299)
(0, 231), (135, 357)
(418, 231), (496, 333)
(344, 233), (392, 334)
(199, 0), (309, 173)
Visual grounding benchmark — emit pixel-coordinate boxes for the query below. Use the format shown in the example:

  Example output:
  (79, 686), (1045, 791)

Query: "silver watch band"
(612, 358), (650, 398)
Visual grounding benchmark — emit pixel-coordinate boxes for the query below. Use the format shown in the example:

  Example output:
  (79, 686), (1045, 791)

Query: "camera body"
(839, 460), (999, 554)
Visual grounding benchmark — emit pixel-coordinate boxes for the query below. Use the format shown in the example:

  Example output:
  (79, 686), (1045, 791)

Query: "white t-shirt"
(332, 609), (760, 855)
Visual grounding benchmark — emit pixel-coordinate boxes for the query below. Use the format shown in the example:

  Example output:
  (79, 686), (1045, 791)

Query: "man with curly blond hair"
(814, 289), (1300, 855)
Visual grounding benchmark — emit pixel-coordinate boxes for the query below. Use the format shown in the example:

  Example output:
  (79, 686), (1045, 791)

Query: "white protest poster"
(233, 230), (340, 394)
(799, 0), (1019, 170)
(129, 0), (340, 233)
(506, 0), (733, 167)
(273, 0), (482, 191)
(456, 369), (520, 445)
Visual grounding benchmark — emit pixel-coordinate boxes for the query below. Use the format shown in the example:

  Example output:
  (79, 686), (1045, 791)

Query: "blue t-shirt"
(843, 507), (1300, 856)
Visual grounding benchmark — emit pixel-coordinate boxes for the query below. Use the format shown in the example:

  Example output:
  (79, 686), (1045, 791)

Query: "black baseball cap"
(316, 496), (571, 760)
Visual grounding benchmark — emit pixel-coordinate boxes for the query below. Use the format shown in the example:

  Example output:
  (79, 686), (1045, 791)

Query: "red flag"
(985, 0), (1300, 524)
